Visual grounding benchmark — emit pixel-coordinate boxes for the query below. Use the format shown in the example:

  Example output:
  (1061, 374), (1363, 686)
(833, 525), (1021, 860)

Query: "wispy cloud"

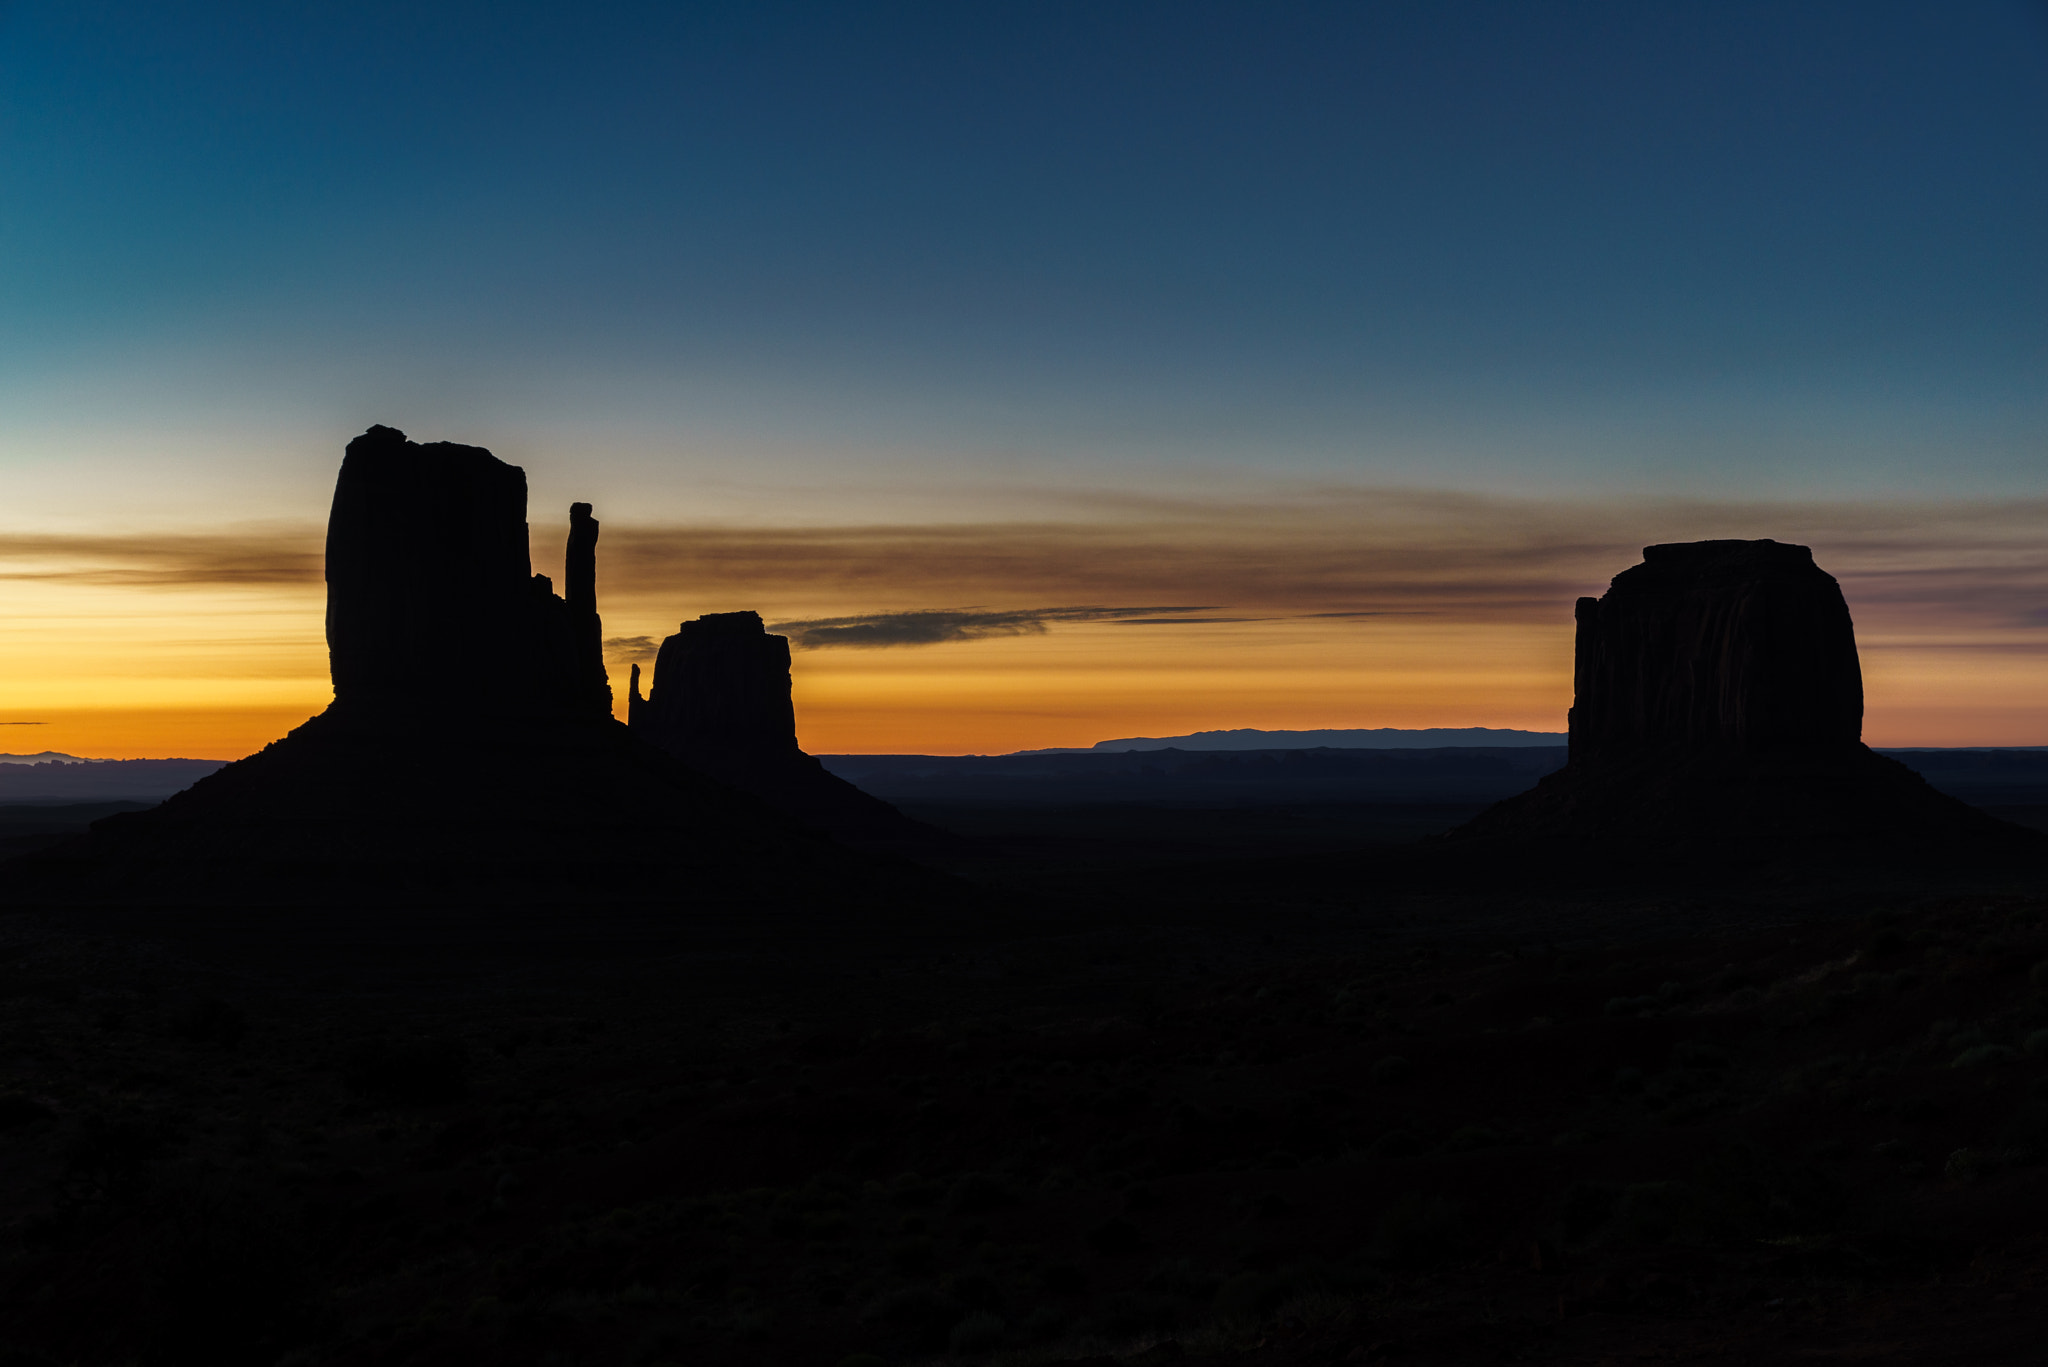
(8, 492), (2046, 649)
(768, 606), (1226, 649)
(0, 527), (322, 587)
(601, 634), (660, 659)
(595, 492), (2048, 640)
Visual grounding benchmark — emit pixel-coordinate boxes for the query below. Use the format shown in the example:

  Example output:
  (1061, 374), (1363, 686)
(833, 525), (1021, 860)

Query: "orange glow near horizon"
(4, 604), (2044, 760)
(4, 497), (2046, 759)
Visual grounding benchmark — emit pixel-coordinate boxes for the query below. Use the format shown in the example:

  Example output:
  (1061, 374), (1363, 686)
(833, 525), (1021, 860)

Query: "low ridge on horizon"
(1024, 725), (1567, 754)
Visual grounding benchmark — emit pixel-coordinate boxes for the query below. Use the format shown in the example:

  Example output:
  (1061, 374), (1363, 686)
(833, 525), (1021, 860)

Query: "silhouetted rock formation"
(4, 427), (933, 906)
(1455, 539), (2036, 870)
(326, 425), (610, 722)
(1567, 540), (1864, 763)
(631, 612), (927, 840)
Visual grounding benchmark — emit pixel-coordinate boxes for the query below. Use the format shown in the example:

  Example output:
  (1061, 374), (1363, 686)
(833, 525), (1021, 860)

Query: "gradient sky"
(3, 2), (2045, 756)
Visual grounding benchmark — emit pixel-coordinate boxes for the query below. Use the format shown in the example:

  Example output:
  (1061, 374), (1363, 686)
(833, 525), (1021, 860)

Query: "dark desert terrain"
(3, 442), (2046, 1367)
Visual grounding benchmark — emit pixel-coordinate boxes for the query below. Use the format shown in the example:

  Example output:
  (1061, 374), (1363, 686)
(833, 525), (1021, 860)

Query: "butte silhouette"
(627, 612), (928, 840)
(1455, 538), (2037, 868)
(4, 426), (926, 905)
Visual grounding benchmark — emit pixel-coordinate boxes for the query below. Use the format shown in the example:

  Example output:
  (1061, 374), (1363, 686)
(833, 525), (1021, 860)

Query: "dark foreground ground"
(4, 803), (2048, 1366)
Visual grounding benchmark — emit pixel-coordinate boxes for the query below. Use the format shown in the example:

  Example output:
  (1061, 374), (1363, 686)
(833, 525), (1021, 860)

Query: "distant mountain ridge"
(1022, 726), (1567, 753)
(0, 752), (97, 765)
(0, 758), (230, 801)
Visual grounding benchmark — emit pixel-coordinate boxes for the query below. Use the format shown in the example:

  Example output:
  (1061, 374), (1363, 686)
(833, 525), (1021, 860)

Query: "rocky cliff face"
(1454, 538), (2030, 866)
(634, 612), (800, 769)
(325, 425), (609, 721)
(631, 612), (925, 840)
(0, 427), (940, 906)
(1568, 539), (1864, 763)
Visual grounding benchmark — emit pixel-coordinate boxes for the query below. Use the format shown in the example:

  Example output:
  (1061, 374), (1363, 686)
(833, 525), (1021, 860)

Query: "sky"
(2, 1), (2045, 756)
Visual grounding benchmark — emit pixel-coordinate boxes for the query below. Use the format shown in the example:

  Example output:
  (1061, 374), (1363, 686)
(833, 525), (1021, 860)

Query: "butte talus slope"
(628, 611), (928, 842)
(1454, 539), (2038, 869)
(3, 426), (921, 906)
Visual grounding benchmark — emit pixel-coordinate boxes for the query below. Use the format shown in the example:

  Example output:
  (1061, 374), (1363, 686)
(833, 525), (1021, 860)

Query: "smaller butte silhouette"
(628, 612), (928, 841)
(3, 427), (929, 907)
(1456, 539), (2035, 868)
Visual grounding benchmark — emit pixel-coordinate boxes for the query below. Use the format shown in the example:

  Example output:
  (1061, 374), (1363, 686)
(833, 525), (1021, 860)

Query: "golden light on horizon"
(4, 494), (2045, 759)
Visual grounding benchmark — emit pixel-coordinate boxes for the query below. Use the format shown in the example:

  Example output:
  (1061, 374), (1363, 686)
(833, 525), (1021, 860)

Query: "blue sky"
(3, 0), (2044, 523)
(4, 2), (2047, 755)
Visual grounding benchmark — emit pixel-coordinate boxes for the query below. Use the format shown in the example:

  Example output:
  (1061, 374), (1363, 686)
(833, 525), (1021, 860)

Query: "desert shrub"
(64, 1110), (176, 1203)
(1370, 1056), (1411, 1085)
(1144, 1257), (1218, 1303)
(948, 1310), (1006, 1353)
(1037, 1260), (1090, 1295)
(1951, 1044), (2018, 1069)
(1093, 1290), (1179, 1336)
(945, 1272), (1002, 1312)
(1673, 1041), (1730, 1071)
(888, 1236), (936, 1274)
(835, 1356), (889, 1367)
(1445, 1125), (1504, 1152)
(341, 1037), (468, 1104)
(0, 1092), (54, 1129)
(140, 1185), (313, 1367)
(949, 1171), (1015, 1213)
(1374, 1193), (1465, 1265)
(1013, 1306), (1068, 1342)
(1086, 1216), (1145, 1254)
(1943, 1148), (1993, 1182)
(1558, 1182), (1618, 1244)
(1611, 1181), (1687, 1243)
(1248, 1191), (1293, 1220)
(1368, 1127), (1421, 1157)
(1215, 1268), (1310, 1320)
(165, 997), (249, 1049)
(2023, 1029), (2048, 1058)
(859, 1286), (956, 1351)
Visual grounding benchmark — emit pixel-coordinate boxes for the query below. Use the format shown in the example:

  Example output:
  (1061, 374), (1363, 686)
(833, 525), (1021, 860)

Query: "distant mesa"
(0, 758), (230, 803)
(1030, 726), (1565, 754)
(1455, 539), (2036, 864)
(3, 426), (930, 906)
(628, 611), (928, 841)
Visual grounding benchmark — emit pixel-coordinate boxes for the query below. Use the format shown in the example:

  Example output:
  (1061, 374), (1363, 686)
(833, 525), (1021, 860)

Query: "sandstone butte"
(3, 427), (930, 907)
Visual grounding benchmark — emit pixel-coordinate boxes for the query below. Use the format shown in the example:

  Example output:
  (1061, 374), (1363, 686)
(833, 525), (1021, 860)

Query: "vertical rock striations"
(1567, 540), (1864, 764)
(632, 612), (926, 840)
(1455, 538), (2029, 866)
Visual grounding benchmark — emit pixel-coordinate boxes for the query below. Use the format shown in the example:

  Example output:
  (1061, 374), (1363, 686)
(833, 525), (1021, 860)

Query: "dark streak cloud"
(768, 606), (1223, 649)
(7, 493), (2045, 651)
(597, 492), (2048, 641)
(601, 635), (660, 659)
